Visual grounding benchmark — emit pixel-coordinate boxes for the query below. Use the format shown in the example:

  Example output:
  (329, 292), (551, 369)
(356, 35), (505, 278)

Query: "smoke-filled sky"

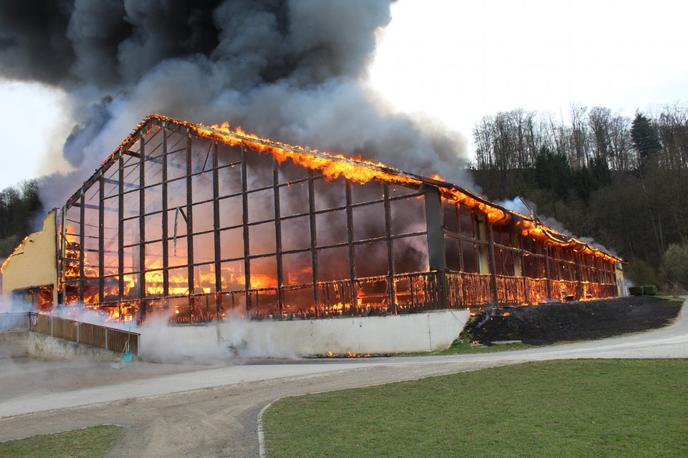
(0, 0), (687, 193)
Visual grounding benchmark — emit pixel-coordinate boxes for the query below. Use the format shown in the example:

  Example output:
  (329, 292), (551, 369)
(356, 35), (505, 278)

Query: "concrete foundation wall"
(26, 333), (120, 361)
(0, 331), (119, 361)
(0, 331), (29, 358)
(140, 309), (470, 362)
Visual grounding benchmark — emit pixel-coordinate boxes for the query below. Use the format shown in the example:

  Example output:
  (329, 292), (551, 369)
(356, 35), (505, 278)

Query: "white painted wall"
(139, 310), (470, 362)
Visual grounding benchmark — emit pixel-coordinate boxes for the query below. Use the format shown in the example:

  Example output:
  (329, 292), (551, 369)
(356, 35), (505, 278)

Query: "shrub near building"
(661, 243), (688, 292)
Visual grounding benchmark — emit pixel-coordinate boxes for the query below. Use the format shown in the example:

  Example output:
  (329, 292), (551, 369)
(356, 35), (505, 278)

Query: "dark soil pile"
(468, 296), (683, 345)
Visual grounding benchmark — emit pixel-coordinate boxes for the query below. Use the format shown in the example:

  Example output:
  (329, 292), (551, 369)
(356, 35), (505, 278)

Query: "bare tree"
(570, 105), (590, 168)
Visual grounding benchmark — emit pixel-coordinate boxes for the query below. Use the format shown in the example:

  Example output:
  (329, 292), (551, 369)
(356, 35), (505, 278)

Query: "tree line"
(471, 105), (688, 291)
(0, 180), (42, 259)
(474, 105), (688, 173)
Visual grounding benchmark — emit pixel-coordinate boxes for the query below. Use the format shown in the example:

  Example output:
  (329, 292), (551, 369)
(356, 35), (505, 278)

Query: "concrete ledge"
(26, 332), (120, 361)
(140, 310), (470, 362)
(0, 331), (30, 358)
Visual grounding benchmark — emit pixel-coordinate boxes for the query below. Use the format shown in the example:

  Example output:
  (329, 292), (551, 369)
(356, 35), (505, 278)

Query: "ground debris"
(466, 296), (682, 345)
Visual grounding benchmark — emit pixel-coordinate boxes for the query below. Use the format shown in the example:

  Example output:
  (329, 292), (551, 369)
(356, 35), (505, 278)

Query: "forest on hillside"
(471, 105), (688, 290)
(0, 180), (42, 259)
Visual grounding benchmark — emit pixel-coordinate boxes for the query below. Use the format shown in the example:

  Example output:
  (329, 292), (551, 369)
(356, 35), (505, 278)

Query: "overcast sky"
(1, 0), (687, 190)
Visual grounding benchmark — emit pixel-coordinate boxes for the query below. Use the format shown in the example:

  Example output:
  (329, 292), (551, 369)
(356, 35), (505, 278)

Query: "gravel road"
(0, 298), (685, 457)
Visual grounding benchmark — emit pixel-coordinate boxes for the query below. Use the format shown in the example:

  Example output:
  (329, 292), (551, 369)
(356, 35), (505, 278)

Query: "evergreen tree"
(534, 147), (572, 199)
(589, 155), (612, 188)
(0, 180), (43, 257)
(631, 113), (662, 164)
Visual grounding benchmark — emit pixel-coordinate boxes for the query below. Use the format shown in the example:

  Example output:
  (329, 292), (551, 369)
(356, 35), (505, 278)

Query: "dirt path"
(0, 298), (686, 457)
(0, 357), (210, 404)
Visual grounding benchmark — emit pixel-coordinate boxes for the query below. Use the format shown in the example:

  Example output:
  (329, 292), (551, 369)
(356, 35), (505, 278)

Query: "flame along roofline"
(0, 235), (29, 273)
(65, 114), (622, 264)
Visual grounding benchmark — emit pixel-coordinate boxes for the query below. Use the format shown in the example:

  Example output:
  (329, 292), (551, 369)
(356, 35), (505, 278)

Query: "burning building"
(1, 115), (622, 323)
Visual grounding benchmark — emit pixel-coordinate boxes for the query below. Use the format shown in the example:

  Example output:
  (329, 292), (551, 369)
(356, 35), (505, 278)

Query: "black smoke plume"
(0, 0), (469, 209)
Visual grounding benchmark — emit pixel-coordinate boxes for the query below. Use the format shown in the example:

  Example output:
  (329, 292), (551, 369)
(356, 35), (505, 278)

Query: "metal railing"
(0, 312), (31, 331)
(27, 313), (139, 356)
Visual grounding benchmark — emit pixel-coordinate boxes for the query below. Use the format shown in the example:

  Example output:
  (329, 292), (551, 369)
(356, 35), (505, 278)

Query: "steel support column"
(487, 223), (499, 305)
(457, 207), (465, 271)
(345, 182), (357, 312)
(98, 175), (104, 303)
(138, 134), (146, 320)
(212, 142), (222, 317)
(383, 184), (396, 313)
(422, 186), (446, 271)
(574, 253), (583, 300)
(273, 159), (283, 316)
(59, 207), (66, 305)
(118, 155), (124, 301)
(308, 171), (319, 317)
(544, 246), (552, 299)
(185, 133), (194, 298)
(517, 232), (528, 303)
(240, 147), (251, 310)
(78, 190), (85, 303)
(161, 127), (169, 297)
(423, 185), (446, 309)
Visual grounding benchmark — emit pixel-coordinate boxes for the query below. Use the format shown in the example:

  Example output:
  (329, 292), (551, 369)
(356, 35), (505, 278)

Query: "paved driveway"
(0, 298), (685, 457)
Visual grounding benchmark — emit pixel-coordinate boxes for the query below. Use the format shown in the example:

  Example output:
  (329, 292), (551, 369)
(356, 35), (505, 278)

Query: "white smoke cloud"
(138, 310), (300, 363)
(496, 197), (532, 216)
(497, 196), (620, 257)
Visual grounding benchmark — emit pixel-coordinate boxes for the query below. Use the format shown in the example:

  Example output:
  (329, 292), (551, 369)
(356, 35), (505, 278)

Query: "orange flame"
(0, 235), (30, 273)
(145, 115), (618, 261)
(196, 121), (423, 187)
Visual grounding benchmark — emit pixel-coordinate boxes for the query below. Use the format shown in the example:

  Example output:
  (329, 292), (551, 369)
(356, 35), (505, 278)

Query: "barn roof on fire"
(67, 114), (621, 263)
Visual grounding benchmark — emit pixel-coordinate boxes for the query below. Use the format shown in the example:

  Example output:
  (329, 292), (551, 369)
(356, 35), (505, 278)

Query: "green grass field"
(405, 337), (530, 356)
(264, 360), (688, 457)
(0, 425), (123, 458)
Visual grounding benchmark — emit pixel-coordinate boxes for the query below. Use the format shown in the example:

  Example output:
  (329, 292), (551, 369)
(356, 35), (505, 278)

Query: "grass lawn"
(264, 360), (688, 457)
(405, 337), (531, 356)
(0, 425), (123, 458)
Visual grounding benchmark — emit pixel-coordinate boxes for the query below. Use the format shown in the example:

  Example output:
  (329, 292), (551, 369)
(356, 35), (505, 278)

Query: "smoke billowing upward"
(0, 0), (469, 209)
(497, 196), (620, 257)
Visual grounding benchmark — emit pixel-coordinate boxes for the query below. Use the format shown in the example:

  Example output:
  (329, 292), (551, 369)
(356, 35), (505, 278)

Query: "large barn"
(1, 115), (623, 324)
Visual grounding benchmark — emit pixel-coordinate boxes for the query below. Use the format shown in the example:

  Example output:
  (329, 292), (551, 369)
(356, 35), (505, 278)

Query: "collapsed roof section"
(66, 114), (621, 264)
(0, 236), (29, 273)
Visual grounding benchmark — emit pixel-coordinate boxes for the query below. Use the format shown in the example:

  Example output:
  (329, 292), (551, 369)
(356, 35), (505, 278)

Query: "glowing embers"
(51, 302), (139, 325)
(525, 278), (548, 304)
(78, 269), (620, 325)
(62, 228), (80, 279)
(166, 271), (450, 323)
(167, 295), (223, 324)
(252, 272), (444, 321)
(61, 226), (81, 305)
(34, 286), (55, 310)
(444, 272), (494, 308)
(322, 351), (373, 358)
(11, 285), (55, 312)
(145, 270), (165, 296)
(101, 303), (137, 323)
